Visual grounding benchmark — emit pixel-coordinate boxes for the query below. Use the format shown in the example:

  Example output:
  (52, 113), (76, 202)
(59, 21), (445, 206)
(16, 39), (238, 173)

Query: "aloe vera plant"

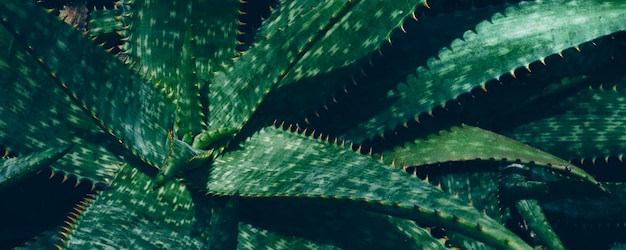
(2, 0), (626, 249)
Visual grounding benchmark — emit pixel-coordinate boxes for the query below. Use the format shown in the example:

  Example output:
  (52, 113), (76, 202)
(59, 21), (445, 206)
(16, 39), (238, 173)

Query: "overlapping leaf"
(506, 85), (626, 161)
(124, 0), (241, 138)
(3, 0), (626, 248)
(0, 145), (72, 189)
(200, 126), (531, 249)
(385, 125), (600, 187)
(52, 164), (209, 249)
(208, 0), (427, 132)
(515, 199), (565, 250)
(434, 170), (502, 250)
(87, 1), (130, 37)
(0, 24), (119, 186)
(1, 0), (177, 169)
(331, 0), (626, 143)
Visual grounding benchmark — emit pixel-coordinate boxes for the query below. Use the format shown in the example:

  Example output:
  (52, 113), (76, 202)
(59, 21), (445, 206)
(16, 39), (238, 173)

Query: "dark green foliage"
(1, 0), (626, 249)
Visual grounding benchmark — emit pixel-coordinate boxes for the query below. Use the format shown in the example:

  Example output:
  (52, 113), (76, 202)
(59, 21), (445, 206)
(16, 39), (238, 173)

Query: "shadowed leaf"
(335, 0), (626, 143)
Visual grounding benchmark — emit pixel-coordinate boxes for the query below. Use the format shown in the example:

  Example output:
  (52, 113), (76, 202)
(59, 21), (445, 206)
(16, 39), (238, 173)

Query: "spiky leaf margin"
(333, 0), (626, 143)
(0, 145), (73, 189)
(199, 125), (531, 250)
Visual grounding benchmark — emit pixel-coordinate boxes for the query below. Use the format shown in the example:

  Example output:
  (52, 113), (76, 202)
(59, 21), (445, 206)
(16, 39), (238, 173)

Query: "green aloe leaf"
(506, 85), (626, 162)
(50, 164), (209, 249)
(0, 145), (73, 190)
(499, 164), (566, 250)
(385, 125), (600, 188)
(433, 170), (502, 250)
(1, 0), (175, 169)
(123, 0), (241, 138)
(3, 0), (626, 248)
(334, 0), (626, 143)
(237, 222), (341, 249)
(515, 199), (565, 250)
(200, 125), (531, 250)
(0, 23), (120, 187)
(209, 0), (427, 132)
(50, 142), (121, 189)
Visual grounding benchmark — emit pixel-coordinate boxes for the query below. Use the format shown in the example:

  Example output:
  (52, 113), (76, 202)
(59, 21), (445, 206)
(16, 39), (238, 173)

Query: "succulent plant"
(2, 0), (626, 249)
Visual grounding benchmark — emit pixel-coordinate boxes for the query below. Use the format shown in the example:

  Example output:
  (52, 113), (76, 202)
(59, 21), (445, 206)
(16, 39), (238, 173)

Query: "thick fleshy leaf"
(506, 85), (626, 161)
(55, 164), (209, 249)
(154, 134), (205, 189)
(208, 0), (428, 132)
(499, 164), (565, 249)
(4, 0), (626, 248)
(333, 0), (626, 143)
(0, 23), (121, 187)
(302, 1), (520, 136)
(51, 142), (121, 189)
(201, 126), (531, 250)
(0, 145), (72, 189)
(432, 169), (502, 250)
(124, 0), (242, 137)
(1, 0), (174, 169)
(515, 199), (565, 250)
(385, 125), (600, 188)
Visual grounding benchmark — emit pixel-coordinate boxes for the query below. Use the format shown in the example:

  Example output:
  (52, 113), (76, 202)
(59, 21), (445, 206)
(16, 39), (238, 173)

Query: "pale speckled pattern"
(64, 164), (205, 249)
(3, 0), (625, 249)
(508, 87), (626, 161)
(1, 0), (176, 169)
(340, 0), (626, 143)
(208, 0), (425, 131)
(87, 2), (130, 36)
(125, 0), (241, 137)
(0, 26), (120, 186)
(0, 146), (72, 188)
(206, 126), (531, 250)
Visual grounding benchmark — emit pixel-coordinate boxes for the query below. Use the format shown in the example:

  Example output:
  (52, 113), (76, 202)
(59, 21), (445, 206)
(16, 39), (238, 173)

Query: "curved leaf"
(201, 126), (531, 250)
(1, 0), (174, 169)
(55, 164), (210, 249)
(385, 125), (601, 188)
(335, 0), (626, 143)
(209, 0), (428, 132)
(506, 85), (626, 161)
(515, 199), (565, 250)
(88, 1), (130, 37)
(0, 24), (120, 187)
(0, 145), (72, 190)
